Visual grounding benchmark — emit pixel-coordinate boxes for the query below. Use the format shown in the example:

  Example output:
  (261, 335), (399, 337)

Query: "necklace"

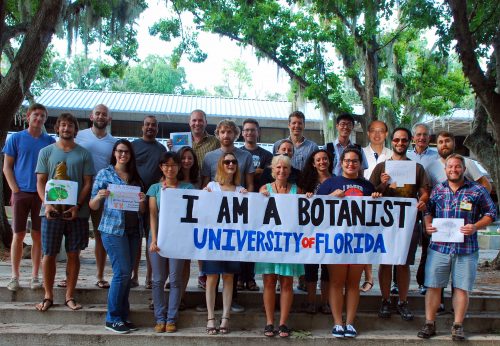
(273, 182), (288, 193)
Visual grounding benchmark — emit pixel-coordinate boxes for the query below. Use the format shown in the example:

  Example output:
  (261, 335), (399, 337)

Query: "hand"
(371, 192), (383, 198)
(381, 173), (391, 184)
(306, 192), (314, 198)
(416, 200), (426, 211)
(260, 188), (270, 197)
(166, 138), (173, 150)
(45, 204), (58, 219)
(138, 192), (146, 203)
(426, 224), (437, 235)
(330, 189), (345, 198)
(203, 187), (212, 192)
(239, 188), (248, 194)
(62, 206), (78, 220)
(149, 240), (160, 253)
(97, 189), (110, 200)
(460, 224), (477, 236)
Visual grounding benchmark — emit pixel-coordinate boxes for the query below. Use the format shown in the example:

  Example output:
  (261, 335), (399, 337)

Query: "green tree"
(214, 58), (253, 98)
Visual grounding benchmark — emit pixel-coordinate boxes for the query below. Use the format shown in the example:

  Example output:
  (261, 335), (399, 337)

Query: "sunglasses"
(223, 159), (238, 166)
(392, 138), (409, 143)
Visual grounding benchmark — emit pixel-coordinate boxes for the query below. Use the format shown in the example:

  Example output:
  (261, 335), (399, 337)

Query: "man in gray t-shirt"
(35, 113), (94, 312)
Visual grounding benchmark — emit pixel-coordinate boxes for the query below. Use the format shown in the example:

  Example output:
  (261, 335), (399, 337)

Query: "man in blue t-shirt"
(3, 103), (55, 291)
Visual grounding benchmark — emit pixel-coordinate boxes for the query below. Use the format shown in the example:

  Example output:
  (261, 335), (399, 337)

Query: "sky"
(54, 1), (291, 100)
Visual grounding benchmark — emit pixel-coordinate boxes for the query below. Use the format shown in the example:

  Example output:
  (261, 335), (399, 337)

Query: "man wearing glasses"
(325, 113), (368, 176)
(370, 127), (430, 322)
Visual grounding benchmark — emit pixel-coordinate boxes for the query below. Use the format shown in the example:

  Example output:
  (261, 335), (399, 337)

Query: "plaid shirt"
(426, 179), (497, 254)
(192, 132), (219, 170)
(91, 165), (143, 236)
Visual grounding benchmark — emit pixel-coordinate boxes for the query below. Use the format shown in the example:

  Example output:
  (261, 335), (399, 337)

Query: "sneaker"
(451, 323), (465, 341)
(231, 301), (245, 313)
(154, 322), (166, 333)
(331, 324), (345, 338)
(166, 322), (177, 333)
(378, 299), (391, 318)
(124, 321), (138, 331)
(105, 321), (130, 334)
(344, 324), (357, 338)
(195, 304), (208, 312)
(30, 277), (43, 290)
(396, 301), (414, 321)
(7, 277), (19, 291)
(419, 285), (427, 295)
(198, 275), (207, 289)
(417, 322), (436, 339)
(390, 283), (399, 295)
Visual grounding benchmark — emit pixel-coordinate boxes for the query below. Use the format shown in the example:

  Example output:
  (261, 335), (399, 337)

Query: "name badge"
(460, 201), (472, 211)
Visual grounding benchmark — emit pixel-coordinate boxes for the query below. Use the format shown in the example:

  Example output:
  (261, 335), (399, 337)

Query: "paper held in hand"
(44, 179), (78, 205)
(107, 184), (141, 211)
(170, 132), (192, 151)
(385, 160), (416, 187)
(431, 218), (465, 243)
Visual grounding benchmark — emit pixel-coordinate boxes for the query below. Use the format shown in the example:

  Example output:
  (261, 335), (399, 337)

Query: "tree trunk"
(0, 0), (64, 247)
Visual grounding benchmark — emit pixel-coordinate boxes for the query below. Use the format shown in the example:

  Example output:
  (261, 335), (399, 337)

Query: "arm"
(476, 176), (492, 193)
(460, 215), (494, 236)
(89, 189), (110, 210)
(149, 197), (160, 253)
(37, 173), (56, 218)
(245, 172), (255, 192)
(424, 214), (436, 235)
(3, 155), (19, 193)
(416, 187), (429, 211)
(138, 192), (146, 213)
(65, 174), (93, 220)
(201, 175), (210, 188)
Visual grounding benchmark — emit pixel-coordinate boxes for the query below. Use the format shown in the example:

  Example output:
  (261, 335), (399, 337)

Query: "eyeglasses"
(115, 149), (130, 155)
(392, 138), (409, 143)
(223, 159), (238, 166)
(337, 122), (353, 128)
(343, 159), (360, 165)
(160, 164), (178, 169)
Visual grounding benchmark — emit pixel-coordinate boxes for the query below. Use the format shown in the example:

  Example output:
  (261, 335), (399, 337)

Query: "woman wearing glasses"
(89, 139), (146, 334)
(317, 148), (381, 339)
(203, 152), (247, 335)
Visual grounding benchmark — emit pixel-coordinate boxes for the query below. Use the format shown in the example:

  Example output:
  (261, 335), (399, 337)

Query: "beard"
(439, 148), (453, 159)
(93, 121), (108, 130)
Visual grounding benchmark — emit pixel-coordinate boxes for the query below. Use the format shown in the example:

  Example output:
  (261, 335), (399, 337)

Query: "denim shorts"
(424, 248), (479, 292)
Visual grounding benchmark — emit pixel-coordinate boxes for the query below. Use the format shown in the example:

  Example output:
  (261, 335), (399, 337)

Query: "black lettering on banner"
(233, 197), (248, 223)
(394, 201), (412, 228)
(180, 195), (199, 223)
(217, 197), (231, 223)
(366, 200), (381, 227)
(338, 200), (352, 226)
(310, 198), (324, 226)
(326, 199), (339, 225)
(381, 200), (394, 227)
(298, 197), (310, 225)
(263, 197), (282, 225)
(351, 199), (365, 226)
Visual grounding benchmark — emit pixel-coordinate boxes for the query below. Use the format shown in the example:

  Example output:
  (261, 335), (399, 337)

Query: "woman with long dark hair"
(89, 139), (146, 334)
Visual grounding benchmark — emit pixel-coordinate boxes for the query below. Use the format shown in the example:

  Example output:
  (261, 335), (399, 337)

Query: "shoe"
(417, 322), (436, 339)
(231, 301), (245, 313)
(246, 279), (260, 291)
(166, 322), (177, 333)
(236, 280), (245, 290)
(378, 299), (391, 318)
(105, 321), (130, 334)
(30, 277), (43, 290)
(154, 322), (166, 333)
(219, 317), (230, 334)
(451, 323), (465, 341)
(206, 318), (218, 335)
(331, 324), (345, 338)
(278, 324), (290, 338)
(7, 277), (19, 291)
(264, 324), (275, 337)
(196, 304), (208, 312)
(396, 301), (414, 321)
(419, 285), (427, 295)
(360, 281), (373, 292)
(344, 324), (357, 338)
(198, 275), (207, 289)
(124, 321), (138, 331)
(390, 283), (399, 295)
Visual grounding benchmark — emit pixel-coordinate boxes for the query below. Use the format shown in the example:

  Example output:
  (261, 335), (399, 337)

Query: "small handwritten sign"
(107, 184), (141, 211)
(385, 161), (416, 187)
(432, 218), (465, 243)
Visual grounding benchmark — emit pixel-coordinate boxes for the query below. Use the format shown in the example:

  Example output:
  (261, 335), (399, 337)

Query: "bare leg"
(345, 265), (364, 324)
(42, 255), (56, 300)
(263, 274), (277, 325)
(328, 264), (348, 325)
(11, 232), (26, 279)
(396, 265), (410, 302)
(306, 282), (316, 304)
(30, 231), (42, 278)
(452, 288), (469, 324)
(379, 264), (392, 300)
(206, 274), (218, 321)
(94, 231), (106, 282)
(278, 276), (294, 326)
(220, 274), (233, 330)
(363, 264), (373, 283)
(425, 287), (442, 321)
(65, 251), (81, 305)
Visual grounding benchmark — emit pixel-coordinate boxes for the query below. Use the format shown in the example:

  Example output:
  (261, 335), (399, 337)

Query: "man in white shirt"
(363, 120), (393, 180)
(75, 104), (116, 289)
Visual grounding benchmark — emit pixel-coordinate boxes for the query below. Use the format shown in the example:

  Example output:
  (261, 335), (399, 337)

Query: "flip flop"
(57, 279), (67, 288)
(95, 280), (110, 289)
(36, 298), (53, 312)
(64, 298), (82, 311)
(361, 281), (374, 292)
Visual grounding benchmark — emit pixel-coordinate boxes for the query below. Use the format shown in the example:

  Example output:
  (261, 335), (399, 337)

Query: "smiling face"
(445, 157), (465, 183)
(272, 157), (291, 182)
(90, 105), (110, 130)
(142, 116), (158, 140)
(437, 135), (455, 159)
(57, 120), (77, 140)
(189, 111), (207, 137)
(218, 126), (236, 146)
(368, 121), (388, 146)
(160, 157), (180, 180)
(288, 116), (304, 137)
(27, 108), (48, 130)
(114, 143), (131, 165)
(242, 122), (259, 145)
(336, 119), (353, 139)
(181, 150), (194, 170)
(391, 130), (410, 155)
(413, 125), (430, 151)
(222, 153), (238, 175)
(313, 151), (330, 173)
(341, 151), (361, 178)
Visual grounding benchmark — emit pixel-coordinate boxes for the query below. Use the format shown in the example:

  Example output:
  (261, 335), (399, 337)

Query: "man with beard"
(132, 115), (167, 288)
(35, 113), (94, 311)
(76, 104), (117, 289)
(370, 127), (430, 322)
(407, 123), (438, 169)
(418, 154), (496, 340)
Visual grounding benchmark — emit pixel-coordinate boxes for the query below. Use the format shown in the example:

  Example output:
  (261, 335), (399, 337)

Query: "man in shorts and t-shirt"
(35, 113), (94, 311)
(76, 104), (117, 289)
(3, 103), (55, 291)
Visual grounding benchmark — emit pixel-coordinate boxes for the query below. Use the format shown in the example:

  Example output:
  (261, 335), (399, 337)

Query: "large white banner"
(158, 189), (418, 265)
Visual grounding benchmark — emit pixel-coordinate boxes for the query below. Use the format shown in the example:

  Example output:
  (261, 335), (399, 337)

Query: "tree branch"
(376, 24), (410, 52)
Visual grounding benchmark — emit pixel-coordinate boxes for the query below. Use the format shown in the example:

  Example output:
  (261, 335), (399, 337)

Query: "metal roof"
(30, 89), (324, 122)
(422, 109), (481, 136)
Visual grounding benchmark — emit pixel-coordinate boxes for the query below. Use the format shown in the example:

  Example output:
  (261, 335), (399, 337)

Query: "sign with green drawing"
(44, 179), (78, 205)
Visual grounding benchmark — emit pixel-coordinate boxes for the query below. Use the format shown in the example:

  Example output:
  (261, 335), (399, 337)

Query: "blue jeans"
(148, 236), (185, 323)
(101, 232), (140, 323)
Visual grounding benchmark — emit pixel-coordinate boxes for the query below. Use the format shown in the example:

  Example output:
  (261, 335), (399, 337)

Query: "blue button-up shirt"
(407, 146), (438, 170)
(425, 179), (497, 254)
(330, 139), (369, 176)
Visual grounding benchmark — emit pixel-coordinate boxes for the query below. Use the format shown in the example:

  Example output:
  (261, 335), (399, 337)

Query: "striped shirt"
(426, 179), (497, 254)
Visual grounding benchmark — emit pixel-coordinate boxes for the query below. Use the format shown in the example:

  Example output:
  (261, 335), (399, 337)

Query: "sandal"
(95, 280), (110, 289)
(219, 317), (230, 334)
(246, 280), (260, 291)
(145, 280), (152, 289)
(264, 324), (275, 337)
(35, 298), (53, 312)
(278, 324), (291, 338)
(361, 281), (373, 292)
(64, 298), (82, 311)
(236, 280), (245, 290)
(206, 318), (218, 335)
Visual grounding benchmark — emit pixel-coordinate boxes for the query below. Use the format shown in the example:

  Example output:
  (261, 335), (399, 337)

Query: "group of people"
(3, 104), (496, 341)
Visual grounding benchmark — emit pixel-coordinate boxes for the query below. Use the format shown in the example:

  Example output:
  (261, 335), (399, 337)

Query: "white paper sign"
(170, 132), (192, 152)
(44, 179), (78, 205)
(157, 189), (418, 265)
(431, 218), (465, 243)
(107, 184), (141, 211)
(386, 160), (417, 187)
